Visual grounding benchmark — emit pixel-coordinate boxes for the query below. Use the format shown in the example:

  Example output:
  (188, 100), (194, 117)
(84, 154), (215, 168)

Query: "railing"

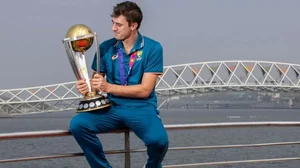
(1, 122), (300, 167)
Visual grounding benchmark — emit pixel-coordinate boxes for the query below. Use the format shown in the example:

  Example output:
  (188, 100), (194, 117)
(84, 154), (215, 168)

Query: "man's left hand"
(91, 73), (110, 92)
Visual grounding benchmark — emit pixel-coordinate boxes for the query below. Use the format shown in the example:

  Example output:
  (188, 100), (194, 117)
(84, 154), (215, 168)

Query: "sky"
(0, 0), (299, 89)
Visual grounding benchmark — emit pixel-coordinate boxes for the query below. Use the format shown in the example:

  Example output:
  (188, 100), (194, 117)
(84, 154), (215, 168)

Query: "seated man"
(69, 1), (169, 168)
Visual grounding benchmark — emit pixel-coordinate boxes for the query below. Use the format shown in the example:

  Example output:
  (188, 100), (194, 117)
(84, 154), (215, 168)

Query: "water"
(1, 109), (300, 168)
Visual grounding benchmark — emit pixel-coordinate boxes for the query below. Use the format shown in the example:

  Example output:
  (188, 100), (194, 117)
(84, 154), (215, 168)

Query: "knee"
(146, 134), (169, 150)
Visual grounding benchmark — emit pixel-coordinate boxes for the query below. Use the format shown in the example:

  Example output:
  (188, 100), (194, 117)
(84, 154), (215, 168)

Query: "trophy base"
(76, 92), (111, 113)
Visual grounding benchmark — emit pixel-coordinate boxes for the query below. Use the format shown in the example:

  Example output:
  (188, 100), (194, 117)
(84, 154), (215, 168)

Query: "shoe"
(143, 163), (146, 168)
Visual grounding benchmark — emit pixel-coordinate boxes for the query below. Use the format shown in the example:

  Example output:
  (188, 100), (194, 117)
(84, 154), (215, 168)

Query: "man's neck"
(122, 31), (138, 54)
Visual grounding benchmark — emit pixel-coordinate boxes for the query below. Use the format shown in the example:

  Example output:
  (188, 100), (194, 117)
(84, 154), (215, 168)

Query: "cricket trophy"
(62, 24), (111, 112)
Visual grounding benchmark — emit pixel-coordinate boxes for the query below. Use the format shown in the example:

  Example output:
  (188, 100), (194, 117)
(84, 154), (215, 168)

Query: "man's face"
(112, 15), (135, 41)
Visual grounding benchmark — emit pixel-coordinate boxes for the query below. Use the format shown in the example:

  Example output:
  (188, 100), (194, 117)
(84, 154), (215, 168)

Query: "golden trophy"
(62, 24), (110, 112)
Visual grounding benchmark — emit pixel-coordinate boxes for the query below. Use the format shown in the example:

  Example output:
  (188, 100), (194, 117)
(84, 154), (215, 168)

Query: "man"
(69, 1), (169, 168)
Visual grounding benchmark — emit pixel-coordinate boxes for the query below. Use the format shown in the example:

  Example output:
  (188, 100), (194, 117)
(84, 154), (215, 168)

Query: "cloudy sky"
(0, 0), (299, 89)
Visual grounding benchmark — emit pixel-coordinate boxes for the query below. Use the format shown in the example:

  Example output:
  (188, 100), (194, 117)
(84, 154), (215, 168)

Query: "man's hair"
(111, 1), (143, 29)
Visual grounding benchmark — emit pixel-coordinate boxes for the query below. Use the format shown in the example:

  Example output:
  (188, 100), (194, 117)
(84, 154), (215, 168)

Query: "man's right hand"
(76, 79), (89, 95)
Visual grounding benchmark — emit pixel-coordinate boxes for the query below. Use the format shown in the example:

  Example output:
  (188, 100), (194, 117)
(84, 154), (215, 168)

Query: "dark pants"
(70, 105), (169, 168)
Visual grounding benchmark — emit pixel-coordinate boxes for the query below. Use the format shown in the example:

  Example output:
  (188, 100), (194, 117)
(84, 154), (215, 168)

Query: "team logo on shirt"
(136, 50), (143, 61)
(112, 53), (118, 60)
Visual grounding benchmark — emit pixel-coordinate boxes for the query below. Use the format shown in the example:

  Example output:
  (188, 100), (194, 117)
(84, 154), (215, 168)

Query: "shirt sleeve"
(144, 42), (163, 74)
(91, 43), (106, 73)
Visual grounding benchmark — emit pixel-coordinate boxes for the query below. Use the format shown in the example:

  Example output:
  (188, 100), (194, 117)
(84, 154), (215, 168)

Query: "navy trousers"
(70, 105), (169, 168)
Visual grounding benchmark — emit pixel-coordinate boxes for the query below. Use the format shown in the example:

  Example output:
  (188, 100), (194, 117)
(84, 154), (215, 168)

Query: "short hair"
(111, 1), (143, 29)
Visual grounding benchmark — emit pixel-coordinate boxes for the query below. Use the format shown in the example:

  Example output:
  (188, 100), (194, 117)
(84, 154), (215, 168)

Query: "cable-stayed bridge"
(1, 60), (300, 116)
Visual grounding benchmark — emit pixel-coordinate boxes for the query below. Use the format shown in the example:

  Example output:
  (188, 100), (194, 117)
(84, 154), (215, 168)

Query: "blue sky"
(0, 0), (299, 89)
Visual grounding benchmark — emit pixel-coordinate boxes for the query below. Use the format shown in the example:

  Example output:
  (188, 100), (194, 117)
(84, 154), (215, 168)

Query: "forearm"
(106, 84), (151, 99)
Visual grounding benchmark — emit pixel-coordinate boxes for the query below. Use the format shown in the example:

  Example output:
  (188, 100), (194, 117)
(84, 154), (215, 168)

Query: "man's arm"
(106, 73), (159, 98)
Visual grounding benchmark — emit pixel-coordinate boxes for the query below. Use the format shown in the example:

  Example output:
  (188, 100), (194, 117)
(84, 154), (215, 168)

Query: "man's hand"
(76, 79), (89, 95)
(91, 73), (111, 92)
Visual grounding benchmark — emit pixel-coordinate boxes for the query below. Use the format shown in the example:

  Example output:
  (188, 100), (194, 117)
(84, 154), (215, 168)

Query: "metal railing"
(1, 122), (300, 167)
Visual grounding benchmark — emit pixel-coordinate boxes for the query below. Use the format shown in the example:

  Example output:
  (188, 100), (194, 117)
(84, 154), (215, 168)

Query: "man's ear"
(130, 22), (138, 30)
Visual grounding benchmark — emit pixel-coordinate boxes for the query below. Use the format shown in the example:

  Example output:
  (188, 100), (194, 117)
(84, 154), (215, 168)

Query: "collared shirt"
(91, 32), (163, 111)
